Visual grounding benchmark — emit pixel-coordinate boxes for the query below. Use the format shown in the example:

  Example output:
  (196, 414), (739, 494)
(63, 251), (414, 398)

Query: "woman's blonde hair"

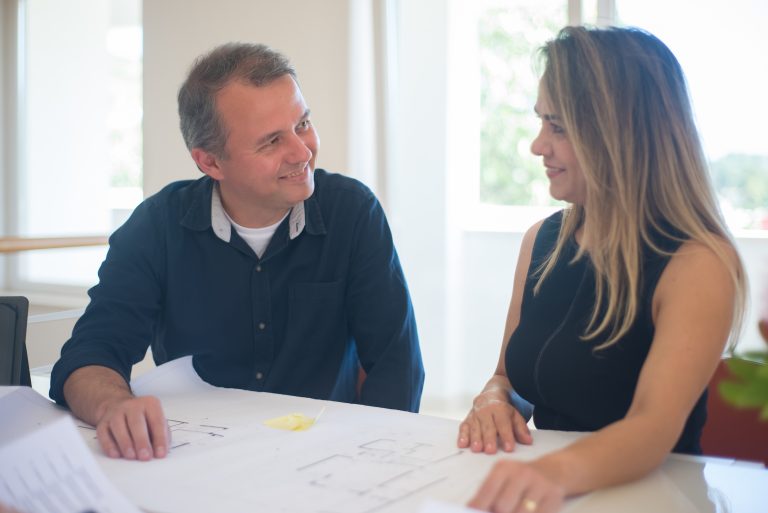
(534, 26), (746, 349)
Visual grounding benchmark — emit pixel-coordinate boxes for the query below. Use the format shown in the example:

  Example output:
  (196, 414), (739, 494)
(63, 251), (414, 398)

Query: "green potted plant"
(719, 319), (768, 420)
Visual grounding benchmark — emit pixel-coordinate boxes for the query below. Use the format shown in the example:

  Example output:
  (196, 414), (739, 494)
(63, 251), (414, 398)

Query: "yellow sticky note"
(263, 413), (316, 431)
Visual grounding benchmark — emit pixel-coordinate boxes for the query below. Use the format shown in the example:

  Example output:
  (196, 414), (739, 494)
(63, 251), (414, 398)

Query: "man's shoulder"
(145, 176), (210, 204)
(119, 176), (211, 232)
(313, 169), (375, 205)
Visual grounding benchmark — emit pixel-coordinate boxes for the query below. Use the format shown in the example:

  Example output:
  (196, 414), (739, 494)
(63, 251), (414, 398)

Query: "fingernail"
(504, 442), (513, 451)
(125, 448), (136, 459)
(108, 449), (120, 458)
(485, 443), (494, 452)
(138, 448), (150, 460)
(156, 446), (166, 458)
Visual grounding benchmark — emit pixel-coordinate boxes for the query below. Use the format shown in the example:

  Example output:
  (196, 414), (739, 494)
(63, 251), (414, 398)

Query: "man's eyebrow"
(254, 109), (312, 146)
(256, 130), (281, 146)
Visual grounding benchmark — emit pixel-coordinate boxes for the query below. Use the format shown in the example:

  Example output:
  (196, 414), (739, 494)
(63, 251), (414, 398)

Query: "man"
(50, 43), (424, 461)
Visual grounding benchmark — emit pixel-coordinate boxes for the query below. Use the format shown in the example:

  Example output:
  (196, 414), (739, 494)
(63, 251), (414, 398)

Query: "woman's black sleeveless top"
(506, 211), (706, 454)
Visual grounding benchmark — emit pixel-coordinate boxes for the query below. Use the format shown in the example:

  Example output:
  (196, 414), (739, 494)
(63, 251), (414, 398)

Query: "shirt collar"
(179, 176), (327, 239)
(208, 181), (325, 242)
(210, 182), (232, 242)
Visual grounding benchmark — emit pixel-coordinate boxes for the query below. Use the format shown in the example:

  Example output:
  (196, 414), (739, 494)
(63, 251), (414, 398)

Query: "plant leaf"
(718, 382), (768, 408)
(726, 358), (759, 380)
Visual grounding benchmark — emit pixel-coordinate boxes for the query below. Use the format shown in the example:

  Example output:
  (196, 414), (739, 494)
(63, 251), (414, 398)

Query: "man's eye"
(298, 119), (311, 130)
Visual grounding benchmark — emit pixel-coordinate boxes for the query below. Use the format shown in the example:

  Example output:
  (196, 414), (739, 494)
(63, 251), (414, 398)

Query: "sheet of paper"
(67, 357), (767, 513)
(82, 357), (578, 513)
(0, 415), (143, 513)
(0, 387), (69, 443)
(418, 499), (483, 513)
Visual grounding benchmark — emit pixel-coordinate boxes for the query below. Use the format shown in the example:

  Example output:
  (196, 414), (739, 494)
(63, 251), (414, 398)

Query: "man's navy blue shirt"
(50, 170), (424, 411)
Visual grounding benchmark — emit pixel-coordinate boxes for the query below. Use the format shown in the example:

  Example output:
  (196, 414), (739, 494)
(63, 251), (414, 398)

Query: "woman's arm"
(469, 239), (738, 512)
(458, 220), (543, 454)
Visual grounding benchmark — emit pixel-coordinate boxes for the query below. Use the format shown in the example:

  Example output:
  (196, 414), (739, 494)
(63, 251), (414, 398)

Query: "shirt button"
(255, 265), (262, 272)
(255, 372), (264, 380)
(258, 322), (266, 330)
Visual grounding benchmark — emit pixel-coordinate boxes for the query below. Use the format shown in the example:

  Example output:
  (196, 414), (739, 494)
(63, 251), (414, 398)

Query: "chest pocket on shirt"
(287, 281), (346, 355)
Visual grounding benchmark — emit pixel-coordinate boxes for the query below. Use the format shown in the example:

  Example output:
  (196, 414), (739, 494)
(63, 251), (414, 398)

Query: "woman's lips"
(545, 167), (565, 179)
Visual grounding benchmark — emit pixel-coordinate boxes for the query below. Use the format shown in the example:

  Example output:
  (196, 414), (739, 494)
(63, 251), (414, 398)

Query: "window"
(4, 0), (142, 290)
(614, 0), (768, 231)
(473, 0), (768, 232)
(478, 0), (564, 207)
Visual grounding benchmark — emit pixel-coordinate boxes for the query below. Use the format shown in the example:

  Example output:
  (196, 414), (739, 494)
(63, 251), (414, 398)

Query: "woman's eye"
(551, 123), (565, 135)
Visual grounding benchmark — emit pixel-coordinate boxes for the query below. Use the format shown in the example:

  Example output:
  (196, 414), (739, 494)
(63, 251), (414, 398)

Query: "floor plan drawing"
(76, 418), (231, 451)
(266, 437), (466, 513)
(165, 419), (229, 449)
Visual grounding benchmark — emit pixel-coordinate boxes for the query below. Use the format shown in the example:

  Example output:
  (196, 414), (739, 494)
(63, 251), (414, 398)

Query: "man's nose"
(286, 133), (312, 163)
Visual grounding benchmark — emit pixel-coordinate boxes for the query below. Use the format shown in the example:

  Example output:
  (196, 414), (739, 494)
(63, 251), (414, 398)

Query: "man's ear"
(191, 148), (224, 180)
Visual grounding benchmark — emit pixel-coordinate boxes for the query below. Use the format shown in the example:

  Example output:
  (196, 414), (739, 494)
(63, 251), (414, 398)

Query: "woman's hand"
(468, 460), (565, 513)
(0, 501), (24, 513)
(458, 390), (533, 454)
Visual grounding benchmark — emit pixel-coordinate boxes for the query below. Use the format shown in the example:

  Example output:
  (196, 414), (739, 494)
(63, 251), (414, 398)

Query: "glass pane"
(478, 0), (567, 206)
(18, 0), (143, 286)
(615, 0), (768, 231)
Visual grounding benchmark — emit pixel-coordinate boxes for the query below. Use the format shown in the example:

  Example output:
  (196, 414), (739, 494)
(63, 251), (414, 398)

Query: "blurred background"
(1, 0), (766, 417)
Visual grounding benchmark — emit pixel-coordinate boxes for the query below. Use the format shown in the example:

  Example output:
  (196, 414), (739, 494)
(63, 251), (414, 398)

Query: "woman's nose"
(530, 130), (550, 157)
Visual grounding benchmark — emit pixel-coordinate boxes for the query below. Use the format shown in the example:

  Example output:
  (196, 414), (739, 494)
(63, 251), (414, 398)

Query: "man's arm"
(345, 192), (424, 412)
(50, 198), (166, 405)
(64, 365), (169, 460)
(50, 197), (170, 459)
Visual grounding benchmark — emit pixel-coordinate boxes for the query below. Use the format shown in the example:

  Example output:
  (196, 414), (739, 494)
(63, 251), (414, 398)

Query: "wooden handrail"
(0, 236), (109, 253)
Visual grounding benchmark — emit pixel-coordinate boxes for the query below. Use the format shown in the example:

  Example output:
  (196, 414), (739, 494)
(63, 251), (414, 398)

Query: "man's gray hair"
(178, 42), (297, 158)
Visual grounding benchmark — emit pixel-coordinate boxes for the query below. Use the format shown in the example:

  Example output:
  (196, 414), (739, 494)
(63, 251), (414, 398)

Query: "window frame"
(1, 0), (28, 292)
(449, 0), (589, 234)
(0, 0), (141, 295)
(455, 0), (768, 238)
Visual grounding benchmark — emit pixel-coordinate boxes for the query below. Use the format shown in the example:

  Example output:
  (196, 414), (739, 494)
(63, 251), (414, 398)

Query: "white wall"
(386, 0), (453, 411)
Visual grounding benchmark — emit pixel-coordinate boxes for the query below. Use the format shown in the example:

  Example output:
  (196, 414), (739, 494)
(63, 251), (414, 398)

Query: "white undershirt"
(223, 210), (289, 258)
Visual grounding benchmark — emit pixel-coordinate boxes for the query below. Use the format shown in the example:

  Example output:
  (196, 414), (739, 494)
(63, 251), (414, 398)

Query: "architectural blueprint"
(87, 357), (517, 513)
(3, 362), (756, 513)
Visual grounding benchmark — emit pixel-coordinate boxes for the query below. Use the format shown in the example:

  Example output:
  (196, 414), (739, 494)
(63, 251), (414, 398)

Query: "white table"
(4, 357), (767, 513)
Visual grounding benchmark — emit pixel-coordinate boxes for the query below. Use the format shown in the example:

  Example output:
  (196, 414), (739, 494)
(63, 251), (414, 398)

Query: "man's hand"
(458, 389), (533, 454)
(63, 365), (171, 460)
(95, 395), (170, 460)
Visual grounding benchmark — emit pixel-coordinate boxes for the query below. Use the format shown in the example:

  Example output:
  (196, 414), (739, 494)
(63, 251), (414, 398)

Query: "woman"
(458, 26), (746, 513)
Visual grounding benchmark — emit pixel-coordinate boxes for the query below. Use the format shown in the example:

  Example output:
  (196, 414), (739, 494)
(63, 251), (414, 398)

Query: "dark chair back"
(0, 296), (31, 386)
